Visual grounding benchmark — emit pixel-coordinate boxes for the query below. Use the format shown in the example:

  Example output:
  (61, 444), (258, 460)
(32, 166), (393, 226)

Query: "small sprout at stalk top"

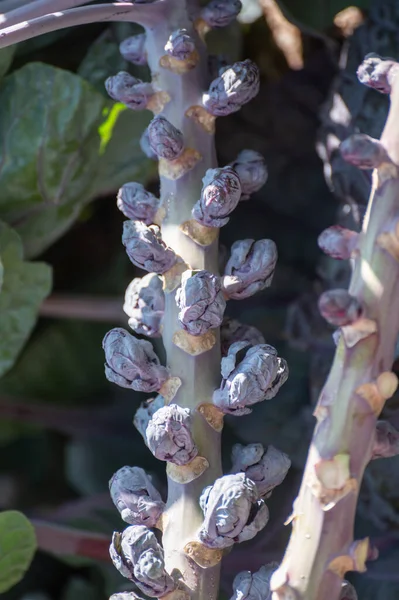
(122, 221), (176, 274)
(203, 59), (260, 117)
(222, 239), (277, 300)
(124, 273), (164, 338)
(213, 341), (288, 415)
(192, 166), (241, 227)
(102, 328), (169, 392)
(109, 466), (165, 527)
(357, 53), (398, 94)
(119, 34), (147, 65)
(318, 225), (358, 260)
(176, 270), (226, 336)
(318, 289), (362, 327)
(221, 317), (265, 356)
(105, 72), (154, 110)
(201, 0), (242, 28)
(117, 182), (160, 225)
(110, 525), (175, 597)
(340, 134), (390, 169)
(340, 581), (358, 600)
(229, 563), (278, 600)
(147, 116), (184, 160)
(134, 395), (164, 441)
(231, 443), (291, 497)
(165, 29), (195, 60)
(140, 128), (158, 160)
(146, 404), (198, 465)
(231, 150), (268, 199)
(198, 473), (269, 549)
(371, 420), (399, 459)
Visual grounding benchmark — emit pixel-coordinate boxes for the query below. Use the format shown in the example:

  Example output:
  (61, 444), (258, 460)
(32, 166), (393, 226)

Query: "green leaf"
(276, 0), (370, 31)
(78, 29), (129, 95)
(0, 63), (108, 257)
(0, 47), (15, 81)
(95, 103), (155, 196)
(0, 221), (52, 378)
(0, 62), (153, 257)
(0, 510), (37, 593)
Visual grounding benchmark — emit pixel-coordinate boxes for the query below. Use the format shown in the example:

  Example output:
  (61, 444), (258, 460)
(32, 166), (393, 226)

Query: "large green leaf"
(0, 510), (37, 593)
(0, 221), (51, 378)
(0, 62), (152, 257)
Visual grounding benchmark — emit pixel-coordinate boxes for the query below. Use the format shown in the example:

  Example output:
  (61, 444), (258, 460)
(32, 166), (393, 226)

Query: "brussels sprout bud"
(147, 115), (184, 160)
(176, 270), (226, 335)
(199, 473), (269, 549)
(119, 34), (147, 65)
(124, 274), (164, 338)
(117, 182), (160, 225)
(222, 239), (277, 300)
(213, 342), (288, 415)
(122, 221), (176, 274)
(102, 328), (169, 392)
(231, 150), (268, 199)
(203, 59), (260, 117)
(165, 28), (195, 60)
(201, 0), (242, 28)
(105, 72), (153, 110)
(146, 404), (198, 465)
(192, 166), (241, 227)
(357, 53), (398, 94)
(109, 525), (175, 597)
(318, 289), (362, 327)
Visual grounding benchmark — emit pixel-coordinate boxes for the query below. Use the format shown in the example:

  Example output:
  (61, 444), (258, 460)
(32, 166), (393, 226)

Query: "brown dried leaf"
(185, 106), (216, 134)
(167, 456), (209, 483)
(159, 51), (199, 74)
(173, 329), (216, 356)
(197, 403), (224, 431)
(159, 148), (202, 180)
(158, 376), (182, 403)
(183, 541), (223, 568)
(180, 219), (219, 247)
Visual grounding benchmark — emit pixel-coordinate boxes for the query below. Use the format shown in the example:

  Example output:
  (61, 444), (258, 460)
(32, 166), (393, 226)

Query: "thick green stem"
(144, 3), (222, 598)
(271, 70), (399, 600)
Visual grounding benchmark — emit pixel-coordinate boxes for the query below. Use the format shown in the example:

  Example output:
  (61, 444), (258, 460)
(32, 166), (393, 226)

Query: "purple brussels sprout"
(122, 221), (176, 274)
(231, 150), (268, 199)
(105, 72), (153, 110)
(140, 127), (158, 160)
(222, 239), (277, 300)
(119, 34), (147, 65)
(340, 134), (390, 169)
(109, 466), (165, 527)
(102, 328), (169, 393)
(371, 420), (399, 459)
(198, 473), (269, 549)
(317, 225), (358, 260)
(318, 289), (362, 327)
(201, 0), (242, 28)
(213, 341), (288, 415)
(230, 563), (278, 600)
(134, 395), (165, 441)
(147, 116), (184, 160)
(110, 593), (146, 600)
(124, 273), (165, 338)
(221, 317), (265, 356)
(231, 444), (291, 497)
(203, 59), (260, 117)
(110, 525), (175, 597)
(357, 54), (398, 94)
(176, 270), (226, 336)
(146, 404), (198, 465)
(192, 166), (241, 228)
(165, 29), (195, 60)
(117, 182), (160, 225)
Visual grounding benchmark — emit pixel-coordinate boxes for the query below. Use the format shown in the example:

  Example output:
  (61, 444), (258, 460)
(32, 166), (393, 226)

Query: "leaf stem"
(0, 0), (95, 28)
(0, 2), (166, 48)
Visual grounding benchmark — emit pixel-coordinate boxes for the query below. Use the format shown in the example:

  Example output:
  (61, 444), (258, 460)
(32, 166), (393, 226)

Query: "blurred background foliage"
(1, 0), (399, 598)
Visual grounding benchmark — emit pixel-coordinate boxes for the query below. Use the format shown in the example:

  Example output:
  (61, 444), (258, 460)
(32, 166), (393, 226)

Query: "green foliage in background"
(0, 511), (37, 593)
